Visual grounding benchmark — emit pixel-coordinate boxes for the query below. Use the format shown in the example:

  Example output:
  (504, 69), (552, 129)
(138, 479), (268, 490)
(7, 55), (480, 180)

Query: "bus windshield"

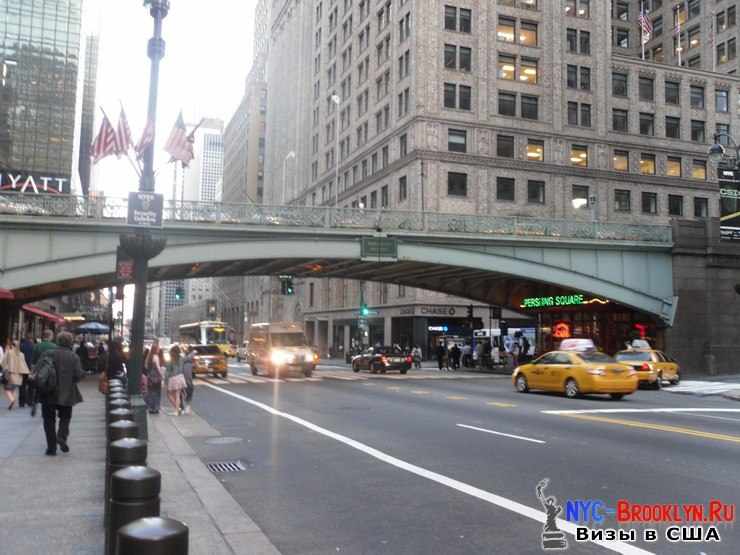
(206, 327), (227, 344)
(272, 333), (308, 347)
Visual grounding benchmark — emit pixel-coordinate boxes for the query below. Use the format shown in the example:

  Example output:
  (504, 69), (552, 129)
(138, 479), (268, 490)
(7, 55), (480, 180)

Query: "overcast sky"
(92, 0), (256, 197)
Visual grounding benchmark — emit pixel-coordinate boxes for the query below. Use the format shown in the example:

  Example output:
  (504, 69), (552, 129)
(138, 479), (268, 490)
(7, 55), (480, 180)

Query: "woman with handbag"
(144, 342), (163, 414)
(2, 339), (30, 410)
(165, 345), (186, 416)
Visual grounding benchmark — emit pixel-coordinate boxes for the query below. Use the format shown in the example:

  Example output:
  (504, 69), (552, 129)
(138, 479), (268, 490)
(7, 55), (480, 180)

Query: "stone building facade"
(264, 0), (740, 369)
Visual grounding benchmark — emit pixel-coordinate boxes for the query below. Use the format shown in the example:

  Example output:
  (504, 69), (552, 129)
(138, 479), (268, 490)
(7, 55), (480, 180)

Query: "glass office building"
(0, 0), (83, 193)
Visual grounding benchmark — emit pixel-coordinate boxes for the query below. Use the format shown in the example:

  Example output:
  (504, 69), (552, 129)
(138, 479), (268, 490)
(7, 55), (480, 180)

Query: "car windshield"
(271, 333), (307, 347)
(578, 351), (614, 363)
(192, 345), (221, 355)
(616, 351), (652, 362)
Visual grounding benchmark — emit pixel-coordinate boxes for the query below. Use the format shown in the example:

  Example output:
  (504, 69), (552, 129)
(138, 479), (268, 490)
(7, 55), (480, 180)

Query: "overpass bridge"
(0, 193), (676, 324)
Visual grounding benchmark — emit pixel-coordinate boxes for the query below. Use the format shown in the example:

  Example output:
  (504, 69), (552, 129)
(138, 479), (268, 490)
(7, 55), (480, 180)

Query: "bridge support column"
(383, 317), (392, 348)
(327, 319), (334, 357)
(343, 325), (351, 355)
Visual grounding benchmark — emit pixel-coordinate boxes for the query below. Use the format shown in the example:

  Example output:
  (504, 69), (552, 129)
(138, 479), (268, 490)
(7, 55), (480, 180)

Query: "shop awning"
(0, 289), (14, 301)
(22, 304), (66, 325)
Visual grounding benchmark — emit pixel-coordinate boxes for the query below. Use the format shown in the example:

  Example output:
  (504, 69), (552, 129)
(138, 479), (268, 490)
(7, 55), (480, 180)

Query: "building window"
(459, 47), (472, 71)
(717, 123), (730, 146)
(499, 92), (517, 116)
(565, 0), (590, 18)
(520, 57), (538, 84)
(716, 89), (729, 112)
(400, 133), (407, 157)
(498, 53), (516, 80)
(691, 159), (706, 180)
(690, 85), (704, 109)
(399, 176), (407, 201)
(612, 72), (628, 96)
(497, 17), (516, 43)
(444, 44), (456, 68)
(526, 139), (544, 161)
(496, 177), (516, 202)
(527, 180), (545, 204)
(448, 128), (467, 152)
(665, 81), (680, 104)
(569, 101), (591, 127)
(613, 150), (629, 172)
(612, 109), (628, 132)
(570, 145), (588, 167)
(572, 184), (589, 207)
(459, 85), (471, 110)
(567, 65), (578, 88)
(567, 102), (579, 126)
(615, 28), (629, 48)
(444, 83), (470, 110)
(614, 189), (631, 212)
(309, 283), (315, 307)
(398, 284), (406, 298)
(520, 22), (538, 46)
(370, 190), (377, 208)
(580, 67), (591, 90)
(567, 28), (590, 54)
(665, 116), (681, 139)
(666, 157), (682, 177)
(639, 113), (655, 136)
(642, 192), (657, 214)
(381, 185), (389, 208)
(690, 120), (705, 143)
(615, 1), (629, 20)
(640, 153), (656, 175)
(668, 195), (684, 216)
(497, 135), (515, 157)
(448, 172), (468, 196)
(694, 197), (708, 218)
(580, 104), (591, 127)
(521, 95), (538, 120)
(639, 77), (654, 101)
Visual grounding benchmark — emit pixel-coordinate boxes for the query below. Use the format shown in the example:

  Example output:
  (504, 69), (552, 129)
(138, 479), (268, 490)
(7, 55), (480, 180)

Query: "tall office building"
(183, 118), (224, 203)
(0, 0), (85, 194)
(265, 0), (740, 357)
(78, 34), (99, 196)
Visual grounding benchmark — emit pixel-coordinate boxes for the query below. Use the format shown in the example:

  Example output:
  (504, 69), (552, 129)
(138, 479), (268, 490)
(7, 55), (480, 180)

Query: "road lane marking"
(410, 390), (430, 395)
(487, 401), (517, 408)
(561, 414), (740, 445)
(542, 408), (740, 415)
(202, 383), (650, 555)
(386, 386), (401, 391)
(672, 412), (740, 423)
(457, 424), (545, 445)
(446, 395), (468, 400)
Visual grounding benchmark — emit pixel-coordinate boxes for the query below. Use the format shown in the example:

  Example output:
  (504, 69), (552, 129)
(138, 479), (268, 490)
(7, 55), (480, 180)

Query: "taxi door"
(544, 352), (575, 390)
(527, 353), (554, 389)
(655, 351), (679, 382)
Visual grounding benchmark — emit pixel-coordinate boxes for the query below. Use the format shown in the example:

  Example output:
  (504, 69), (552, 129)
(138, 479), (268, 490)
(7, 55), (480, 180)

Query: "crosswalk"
(195, 369), (498, 387)
(663, 380), (740, 397)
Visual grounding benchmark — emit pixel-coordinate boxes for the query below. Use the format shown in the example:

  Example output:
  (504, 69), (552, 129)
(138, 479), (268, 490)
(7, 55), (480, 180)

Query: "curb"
(722, 392), (740, 402)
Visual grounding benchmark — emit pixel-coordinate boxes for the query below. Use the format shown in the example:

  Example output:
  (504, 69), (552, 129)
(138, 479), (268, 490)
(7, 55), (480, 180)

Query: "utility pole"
(118, 0), (170, 439)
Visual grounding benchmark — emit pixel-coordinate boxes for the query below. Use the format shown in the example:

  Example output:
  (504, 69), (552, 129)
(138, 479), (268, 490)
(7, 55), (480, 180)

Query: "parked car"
(191, 344), (228, 378)
(352, 346), (412, 374)
(615, 349), (680, 389)
(512, 350), (638, 400)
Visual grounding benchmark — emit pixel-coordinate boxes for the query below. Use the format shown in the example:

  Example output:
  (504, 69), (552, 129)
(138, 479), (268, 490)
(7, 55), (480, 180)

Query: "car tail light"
(405, 356), (412, 364)
(640, 362), (650, 372)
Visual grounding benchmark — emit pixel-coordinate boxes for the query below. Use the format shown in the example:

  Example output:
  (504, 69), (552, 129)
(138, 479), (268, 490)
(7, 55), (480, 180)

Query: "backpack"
(33, 350), (58, 395)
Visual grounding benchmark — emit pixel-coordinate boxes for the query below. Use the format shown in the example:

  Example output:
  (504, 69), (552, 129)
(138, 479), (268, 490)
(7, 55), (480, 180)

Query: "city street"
(183, 361), (740, 555)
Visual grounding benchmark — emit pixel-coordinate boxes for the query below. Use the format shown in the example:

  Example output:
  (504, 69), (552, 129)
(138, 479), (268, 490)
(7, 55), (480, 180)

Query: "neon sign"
(552, 321), (572, 339)
(520, 294), (610, 309)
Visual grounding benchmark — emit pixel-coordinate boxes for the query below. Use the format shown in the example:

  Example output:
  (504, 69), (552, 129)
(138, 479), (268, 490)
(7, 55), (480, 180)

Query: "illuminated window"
(666, 156), (682, 177)
(498, 53), (516, 80)
(520, 22), (538, 46)
(570, 145), (588, 167)
(520, 57), (538, 84)
(613, 150), (629, 172)
(691, 159), (706, 180)
(639, 153), (656, 175)
(497, 17), (515, 43)
(526, 139), (544, 161)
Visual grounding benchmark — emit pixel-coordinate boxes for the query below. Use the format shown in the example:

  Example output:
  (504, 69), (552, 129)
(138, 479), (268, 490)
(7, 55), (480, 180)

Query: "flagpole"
(641, 2), (646, 61)
(99, 105), (142, 178)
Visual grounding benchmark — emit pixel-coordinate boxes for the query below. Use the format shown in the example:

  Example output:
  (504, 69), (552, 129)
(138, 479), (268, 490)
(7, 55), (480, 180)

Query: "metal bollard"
(116, 517), (188, 555)
(109, 379), (123, 388)
(109, 408), (134, 424)
(105, 438), (147, 528)
(108, 420), (139, 445)
(107, 466), (161, 555)
(109, 398), (131, 411)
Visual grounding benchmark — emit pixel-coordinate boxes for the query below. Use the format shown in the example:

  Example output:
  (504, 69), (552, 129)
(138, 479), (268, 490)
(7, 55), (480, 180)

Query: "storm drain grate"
(207, 460), (247, 473)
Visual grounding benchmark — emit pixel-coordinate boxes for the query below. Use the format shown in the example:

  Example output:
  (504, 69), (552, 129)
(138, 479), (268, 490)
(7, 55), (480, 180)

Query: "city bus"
(177, 321), (235, 357)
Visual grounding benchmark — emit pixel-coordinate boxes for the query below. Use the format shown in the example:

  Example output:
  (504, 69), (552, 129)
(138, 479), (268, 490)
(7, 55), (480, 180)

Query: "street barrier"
(109, 408), (134, 424)
(107, 466), (161, 555)
(116, 517), (189, 555)
(105, 437), (147, 527)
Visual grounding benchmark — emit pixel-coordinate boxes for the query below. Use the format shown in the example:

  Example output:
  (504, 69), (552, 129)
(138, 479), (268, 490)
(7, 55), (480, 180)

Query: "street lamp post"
(118, 0), (170, 438)
(281, 151), (296, 204)
(331, 94), (341, 207)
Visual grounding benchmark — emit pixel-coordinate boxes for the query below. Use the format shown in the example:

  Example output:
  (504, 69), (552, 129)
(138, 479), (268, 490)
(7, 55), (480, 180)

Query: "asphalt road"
(185, 362), (740, 555)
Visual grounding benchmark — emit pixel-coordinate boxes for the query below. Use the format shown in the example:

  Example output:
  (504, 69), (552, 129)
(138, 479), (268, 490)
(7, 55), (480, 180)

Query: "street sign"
(361, 237), (398, 261)
(115, 246), (135, 282)
(719, 168), (740, 240)
(127, 191), (164, 227)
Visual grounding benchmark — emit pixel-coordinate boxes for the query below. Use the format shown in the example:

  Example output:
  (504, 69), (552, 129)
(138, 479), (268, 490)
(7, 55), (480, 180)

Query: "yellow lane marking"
(447, 395), (468, 400)
(564, 414), (740, 445)
(411, 390), (431, 395)
(487, 401), (517, 408)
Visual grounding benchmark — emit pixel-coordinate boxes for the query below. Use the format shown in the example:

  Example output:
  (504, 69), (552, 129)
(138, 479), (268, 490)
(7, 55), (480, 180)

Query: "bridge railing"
(0, 193), (672, 244)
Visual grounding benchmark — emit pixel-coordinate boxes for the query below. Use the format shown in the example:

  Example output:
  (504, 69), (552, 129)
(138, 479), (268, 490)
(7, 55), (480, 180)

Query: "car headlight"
(304, 352), (314, 362)
(270, 350), (290, 365)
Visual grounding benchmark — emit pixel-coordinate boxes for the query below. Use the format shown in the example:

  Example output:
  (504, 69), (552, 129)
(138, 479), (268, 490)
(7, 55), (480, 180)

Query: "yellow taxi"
(191, 345), (228, 378)
(615, 349), (680, 389)
(512, 350), (638, 400)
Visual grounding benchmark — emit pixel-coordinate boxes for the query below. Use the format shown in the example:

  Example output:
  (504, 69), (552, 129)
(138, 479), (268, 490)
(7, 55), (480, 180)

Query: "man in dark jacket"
(30, 330), (57, 417)
(41, 331), (84, 456)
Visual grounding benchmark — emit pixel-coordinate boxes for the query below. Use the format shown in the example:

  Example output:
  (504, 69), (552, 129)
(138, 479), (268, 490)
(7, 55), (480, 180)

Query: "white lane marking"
(203, 382), (650, 555)
(456, 424), (546, 445)
(542, 408), (740, 415)
(671, 412), (740, 423)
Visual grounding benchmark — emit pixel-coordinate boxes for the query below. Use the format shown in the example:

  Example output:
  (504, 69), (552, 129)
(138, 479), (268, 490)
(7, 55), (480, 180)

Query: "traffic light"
(360, 303), (370, 317)
(206, 299), (217, 317)
(174, 286), (185, 301)
(280, 276), (294, 295)
(467, 304), (474, 319)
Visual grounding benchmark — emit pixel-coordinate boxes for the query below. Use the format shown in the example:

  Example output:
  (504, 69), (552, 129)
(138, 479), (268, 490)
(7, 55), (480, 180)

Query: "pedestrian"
(412, 346), (422, 369)
(40, 331), (84, 456)
(2, 340), (29, 410)
(165, 345), (187, 415)
(107, 338), (127, 385)
(521, 335), (531, 363)
(144, 341), (164, 414)
(462, 343), (472, 368)
(19, 332), (34, 408)
(181, 347), (195, 415)
(76, 338), (90, 374)
(435, 342), (447, 371)
(31, 330), (57, 417)
(511, 339), (520, 368)
(96, 341), (107, 374)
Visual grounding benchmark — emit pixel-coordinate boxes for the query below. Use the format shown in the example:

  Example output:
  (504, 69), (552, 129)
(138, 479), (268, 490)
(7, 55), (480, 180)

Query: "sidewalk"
(0, 379), (280, 555)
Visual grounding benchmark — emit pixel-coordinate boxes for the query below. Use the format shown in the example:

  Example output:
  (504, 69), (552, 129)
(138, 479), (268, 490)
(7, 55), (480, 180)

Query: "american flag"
(90, 114), (120, 164)
(115, 107), (134, 156)
(673, 2), (684, 35)
(135, 119), (155, 160)
(164, 111), (194, 167)
(639, 5), (653, 43)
